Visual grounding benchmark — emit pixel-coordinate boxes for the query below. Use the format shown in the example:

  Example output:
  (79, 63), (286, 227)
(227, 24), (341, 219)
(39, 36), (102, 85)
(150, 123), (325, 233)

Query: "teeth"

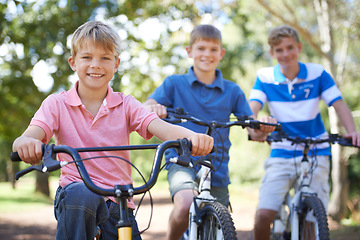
(89, 74), (102, 77)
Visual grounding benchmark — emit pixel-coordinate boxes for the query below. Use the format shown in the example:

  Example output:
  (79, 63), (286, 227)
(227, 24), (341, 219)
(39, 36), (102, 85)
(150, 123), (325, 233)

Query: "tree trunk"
(35, 171), (50, 196)
(327, 107), (352, 220)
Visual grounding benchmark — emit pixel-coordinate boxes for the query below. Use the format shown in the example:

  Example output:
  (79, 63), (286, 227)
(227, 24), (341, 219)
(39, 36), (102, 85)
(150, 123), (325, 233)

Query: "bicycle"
(10, 138), (208, 240)
(164, 107), (282, 240)
(264, 132), (360, 240)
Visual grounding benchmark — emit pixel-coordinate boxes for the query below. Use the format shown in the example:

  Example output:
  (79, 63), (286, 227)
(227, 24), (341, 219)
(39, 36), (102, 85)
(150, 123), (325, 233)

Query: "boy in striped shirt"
(249, 25), (360, 240)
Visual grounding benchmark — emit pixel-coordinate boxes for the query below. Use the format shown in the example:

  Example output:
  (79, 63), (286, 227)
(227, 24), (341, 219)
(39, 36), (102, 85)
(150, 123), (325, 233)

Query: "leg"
(54, 182), (109, 240)
(166, 164), (197, 240)
(167, 189), (195, 240)
(253, 157), (295, 240)
(254, 209), (277, 240)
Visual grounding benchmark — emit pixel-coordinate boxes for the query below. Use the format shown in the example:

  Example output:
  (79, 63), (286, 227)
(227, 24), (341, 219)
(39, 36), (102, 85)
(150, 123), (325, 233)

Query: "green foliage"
(1, 1), (360, 203)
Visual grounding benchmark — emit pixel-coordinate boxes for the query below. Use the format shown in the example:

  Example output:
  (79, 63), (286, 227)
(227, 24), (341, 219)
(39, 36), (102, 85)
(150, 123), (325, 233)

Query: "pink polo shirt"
(30, 82), (158, 209)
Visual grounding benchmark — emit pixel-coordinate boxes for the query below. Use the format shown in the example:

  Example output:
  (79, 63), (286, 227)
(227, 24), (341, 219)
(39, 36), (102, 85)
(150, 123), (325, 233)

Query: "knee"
(255, 209), (277, 226)
(172, 191), (193, 220)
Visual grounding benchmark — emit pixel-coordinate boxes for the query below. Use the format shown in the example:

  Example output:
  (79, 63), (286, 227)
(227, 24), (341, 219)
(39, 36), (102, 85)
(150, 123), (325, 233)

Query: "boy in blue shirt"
(144, 24), (276, 240)
(249, 25), (360, 240)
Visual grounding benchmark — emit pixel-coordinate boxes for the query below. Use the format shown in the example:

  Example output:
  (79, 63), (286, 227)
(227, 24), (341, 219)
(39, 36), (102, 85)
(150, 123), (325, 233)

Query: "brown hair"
(189, 24), (222, 47)
(268, 25), (300, 48)
(70, 21), (121, 58)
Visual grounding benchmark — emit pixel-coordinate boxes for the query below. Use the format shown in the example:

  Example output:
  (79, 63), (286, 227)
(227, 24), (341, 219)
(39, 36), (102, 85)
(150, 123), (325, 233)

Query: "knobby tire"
(197, 202), (237, 240)
(299, 196), (329, 240)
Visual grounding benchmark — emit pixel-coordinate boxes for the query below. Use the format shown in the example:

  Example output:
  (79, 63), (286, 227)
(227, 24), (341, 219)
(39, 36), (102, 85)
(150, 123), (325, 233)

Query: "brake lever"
(171, 138), (192, 167)
(13, 144), (67, 180)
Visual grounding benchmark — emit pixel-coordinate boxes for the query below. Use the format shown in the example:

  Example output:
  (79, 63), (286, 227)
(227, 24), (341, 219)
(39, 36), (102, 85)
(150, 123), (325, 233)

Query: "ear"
(220, 48), (225, 60)
(186, 46), (192, 58)
(114, 57), (121, 73)
(269, 48), (275, 59)
(297, 42), (303, 53)
(68, 56), (76, 71)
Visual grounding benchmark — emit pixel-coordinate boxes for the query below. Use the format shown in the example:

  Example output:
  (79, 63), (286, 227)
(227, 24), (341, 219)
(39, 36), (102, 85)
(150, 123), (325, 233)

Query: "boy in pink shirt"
(12, 21), (213, 240)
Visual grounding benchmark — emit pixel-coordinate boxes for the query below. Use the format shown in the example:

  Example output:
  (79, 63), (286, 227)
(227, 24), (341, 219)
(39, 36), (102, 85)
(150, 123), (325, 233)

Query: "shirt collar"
(66, 81), (123, 108)
(274, 62), (307, 83)
(187, 67), (224, 91)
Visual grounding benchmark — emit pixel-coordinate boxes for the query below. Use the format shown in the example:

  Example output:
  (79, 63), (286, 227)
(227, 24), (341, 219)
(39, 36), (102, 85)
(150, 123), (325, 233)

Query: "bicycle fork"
(188, 164), (216, 239)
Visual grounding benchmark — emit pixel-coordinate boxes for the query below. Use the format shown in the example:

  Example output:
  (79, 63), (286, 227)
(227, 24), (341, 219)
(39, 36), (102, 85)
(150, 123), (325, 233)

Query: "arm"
(332, 99), (360, 146)
(247, 101), (276, 142)
(147, 118), (214, 156)
(143, 98), (167, 118)
(12, 125), (46, 165)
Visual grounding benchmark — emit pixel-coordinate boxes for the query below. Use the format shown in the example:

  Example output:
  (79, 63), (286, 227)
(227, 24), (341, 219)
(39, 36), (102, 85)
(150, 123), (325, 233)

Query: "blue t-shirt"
(149, 67), (253, 187)
(249, 62), (342, 158)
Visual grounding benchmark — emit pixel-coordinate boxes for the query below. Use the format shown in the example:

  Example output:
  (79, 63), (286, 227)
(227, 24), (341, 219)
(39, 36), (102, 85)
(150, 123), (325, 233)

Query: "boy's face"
(270, 37), (302, 70)
(68, 40), (120, 92)
(186, 39), (225, 74)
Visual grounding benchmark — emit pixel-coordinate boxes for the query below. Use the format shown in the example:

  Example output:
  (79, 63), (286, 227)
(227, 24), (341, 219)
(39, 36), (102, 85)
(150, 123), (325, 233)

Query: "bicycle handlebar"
(165, 107), (282, 132)
(266, 131), (360, 148)
(11, 138), (197, 198)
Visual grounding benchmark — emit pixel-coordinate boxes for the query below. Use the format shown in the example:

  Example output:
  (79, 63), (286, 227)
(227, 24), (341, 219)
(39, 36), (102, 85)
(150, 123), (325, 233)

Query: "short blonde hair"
(268, 25), (300, 48)
(189, 24), (222, 47)
(70, 21), (121, 58)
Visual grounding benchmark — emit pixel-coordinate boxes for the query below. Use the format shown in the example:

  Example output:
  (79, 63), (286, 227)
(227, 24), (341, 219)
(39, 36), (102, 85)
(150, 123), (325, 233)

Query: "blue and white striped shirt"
(249, 62), (342, 158)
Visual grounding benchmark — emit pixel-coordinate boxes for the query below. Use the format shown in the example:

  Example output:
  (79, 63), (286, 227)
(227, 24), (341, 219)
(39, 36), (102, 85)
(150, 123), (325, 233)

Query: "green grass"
(0, 175), (58, 214)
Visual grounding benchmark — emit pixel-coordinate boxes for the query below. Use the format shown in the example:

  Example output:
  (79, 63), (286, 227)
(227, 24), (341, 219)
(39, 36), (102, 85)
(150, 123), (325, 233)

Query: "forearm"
(332, 100), (357, 133)
(148, 118), (194, 141)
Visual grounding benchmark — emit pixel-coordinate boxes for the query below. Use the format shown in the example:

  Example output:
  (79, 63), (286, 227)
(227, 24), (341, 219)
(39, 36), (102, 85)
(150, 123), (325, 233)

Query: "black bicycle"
(265, 131), (359, 240)
(11, 138), (210, 240)
(164, 107), (281, 240)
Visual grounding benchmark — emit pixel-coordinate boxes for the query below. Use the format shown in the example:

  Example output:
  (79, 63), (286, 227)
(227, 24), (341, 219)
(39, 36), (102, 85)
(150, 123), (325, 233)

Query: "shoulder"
(304, 63), (330, 80)
(42, 91), (67, 105)
(165, 73), (188, 83)
(221, 79), (246, 96)
(256, 66), (275, 83)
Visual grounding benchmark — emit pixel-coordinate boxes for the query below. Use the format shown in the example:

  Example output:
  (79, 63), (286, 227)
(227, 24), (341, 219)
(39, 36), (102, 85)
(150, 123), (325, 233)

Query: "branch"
(256, 0), (329, 60)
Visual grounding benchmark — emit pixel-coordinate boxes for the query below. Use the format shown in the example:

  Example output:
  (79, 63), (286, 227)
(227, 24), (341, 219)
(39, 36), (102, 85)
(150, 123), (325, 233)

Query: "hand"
(250, 116), (277, 142)
(344, 131), (360, 147)
(13, 136), (43, 165)
(258, 116), (277, 133)
(146, 103), (167, 118)
(188, 133), (214, 156)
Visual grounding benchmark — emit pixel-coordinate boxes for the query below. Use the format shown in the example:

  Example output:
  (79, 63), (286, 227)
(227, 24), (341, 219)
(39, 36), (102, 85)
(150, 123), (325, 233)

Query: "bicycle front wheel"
(299, 196), (329, 240)
(197, 202), (237, 240)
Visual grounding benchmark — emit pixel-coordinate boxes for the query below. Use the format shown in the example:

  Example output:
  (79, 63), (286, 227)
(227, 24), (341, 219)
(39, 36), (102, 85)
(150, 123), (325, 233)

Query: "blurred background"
(1, 0), (359, 227)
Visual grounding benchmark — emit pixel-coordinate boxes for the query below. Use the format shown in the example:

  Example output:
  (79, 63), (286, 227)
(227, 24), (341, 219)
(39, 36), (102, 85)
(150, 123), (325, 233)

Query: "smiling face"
(186, 39), (225, 75)
(68, 40), (120, 94)
(270, 37), (302, 71)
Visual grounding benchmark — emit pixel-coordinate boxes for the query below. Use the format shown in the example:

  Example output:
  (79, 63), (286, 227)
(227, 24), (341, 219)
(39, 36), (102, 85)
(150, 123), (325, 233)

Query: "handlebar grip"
(10, 152), (22, 162)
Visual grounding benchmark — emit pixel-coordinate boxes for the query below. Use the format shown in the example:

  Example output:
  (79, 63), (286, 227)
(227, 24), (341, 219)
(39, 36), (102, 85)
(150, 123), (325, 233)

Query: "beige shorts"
(257, 155), (330, 212)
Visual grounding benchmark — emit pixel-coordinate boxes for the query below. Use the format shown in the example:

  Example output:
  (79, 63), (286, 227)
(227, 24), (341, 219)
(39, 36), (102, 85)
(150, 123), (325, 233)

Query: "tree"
(1, 0), (253, 195)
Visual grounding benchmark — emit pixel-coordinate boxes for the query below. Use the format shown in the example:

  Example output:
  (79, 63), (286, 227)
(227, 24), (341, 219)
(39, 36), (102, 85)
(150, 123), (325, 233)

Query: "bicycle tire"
(299, 196), (329, 240)
(197, 202), (237, 240)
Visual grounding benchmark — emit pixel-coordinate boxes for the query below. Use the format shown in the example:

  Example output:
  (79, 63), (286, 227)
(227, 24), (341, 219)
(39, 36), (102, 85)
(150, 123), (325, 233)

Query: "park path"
(0, 186), (351, 240)
(0, 187), (256, 240)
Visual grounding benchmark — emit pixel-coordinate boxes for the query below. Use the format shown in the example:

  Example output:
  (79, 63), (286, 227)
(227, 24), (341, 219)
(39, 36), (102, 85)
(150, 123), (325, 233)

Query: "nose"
(90, 58), (101, 68)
